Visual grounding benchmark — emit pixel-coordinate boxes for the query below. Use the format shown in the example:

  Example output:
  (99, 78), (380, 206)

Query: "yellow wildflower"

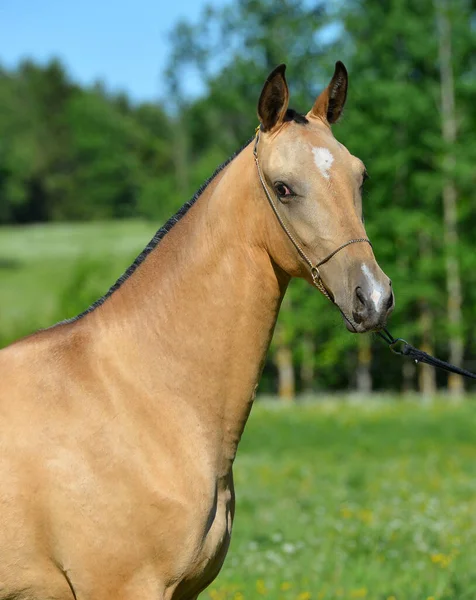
(430, 553), (451, 568)
(340, 506), (352, 519)
(357, 509), (373, 524)
(280, 582), (292, 591)
(350, 588), (368, 598)
(256, 579), (267, 595)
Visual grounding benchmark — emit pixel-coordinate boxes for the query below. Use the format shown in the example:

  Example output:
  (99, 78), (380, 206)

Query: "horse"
(0, 62), (393, 599)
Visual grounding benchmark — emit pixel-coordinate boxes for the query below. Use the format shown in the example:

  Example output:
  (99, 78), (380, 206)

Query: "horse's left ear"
(257, 64), (290, 132)
(309, 61), (348, 125)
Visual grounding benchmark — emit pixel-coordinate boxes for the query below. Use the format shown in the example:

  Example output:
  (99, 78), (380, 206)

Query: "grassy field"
(0, 220), (156, 343)
(207, 400), (476, 600)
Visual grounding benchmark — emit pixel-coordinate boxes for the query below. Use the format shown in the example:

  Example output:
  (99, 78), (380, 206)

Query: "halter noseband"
(253, 129), (371, 301)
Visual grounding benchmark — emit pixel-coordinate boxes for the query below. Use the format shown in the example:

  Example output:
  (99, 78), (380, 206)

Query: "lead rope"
(377, 328), (476, 380)
(253, 129), (371, 301)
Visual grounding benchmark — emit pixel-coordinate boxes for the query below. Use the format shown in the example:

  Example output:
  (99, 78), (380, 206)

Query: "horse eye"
(275, 182), (294, 198)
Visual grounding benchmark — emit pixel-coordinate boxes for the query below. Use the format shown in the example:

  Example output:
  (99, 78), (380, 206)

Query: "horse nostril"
(386, 291), (395, 311)
(355, 286), (367, 307)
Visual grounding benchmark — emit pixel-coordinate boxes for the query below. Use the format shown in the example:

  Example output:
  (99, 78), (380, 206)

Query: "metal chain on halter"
(253, 128), (371, 301)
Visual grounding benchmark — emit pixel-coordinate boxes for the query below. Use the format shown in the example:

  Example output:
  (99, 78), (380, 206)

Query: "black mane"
(62, 109), (307, 326)
(64, 136), (254, 324)
(284, 108), (308, 124)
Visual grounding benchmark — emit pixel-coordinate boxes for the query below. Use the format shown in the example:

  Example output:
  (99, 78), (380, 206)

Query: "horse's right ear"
(257, 64), (289, 132)
(309, 61), (348, 125)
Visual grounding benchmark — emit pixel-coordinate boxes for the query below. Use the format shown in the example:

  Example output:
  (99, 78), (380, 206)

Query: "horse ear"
(309, 61), (348, 125)
(257, 64), (289, 132)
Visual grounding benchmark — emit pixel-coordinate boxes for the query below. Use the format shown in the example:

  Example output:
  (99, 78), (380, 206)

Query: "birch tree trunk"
(402, 360), (416, 396)
(173, 112), (189, 198)
(418, 300), (437, 400)
(275, 324), (295, 401)
(274, 294), (295, 401)
(300, 336), (315, 394)
(418, 233), (437, 399)
(356, 335), (372, 395)
(435, 0), (464, 395)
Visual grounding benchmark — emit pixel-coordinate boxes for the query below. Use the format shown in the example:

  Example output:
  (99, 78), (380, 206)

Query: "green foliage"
(0, 59), (175, 224)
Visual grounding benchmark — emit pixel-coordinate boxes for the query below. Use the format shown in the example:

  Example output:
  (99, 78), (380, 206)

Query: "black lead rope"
(377, 328), (476, 380)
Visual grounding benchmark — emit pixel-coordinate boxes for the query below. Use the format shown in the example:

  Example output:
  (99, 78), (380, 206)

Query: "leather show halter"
(253, 129), (371, 301)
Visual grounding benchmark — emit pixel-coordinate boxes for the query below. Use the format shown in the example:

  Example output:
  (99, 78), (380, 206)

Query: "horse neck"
(88, 143), (289, 475)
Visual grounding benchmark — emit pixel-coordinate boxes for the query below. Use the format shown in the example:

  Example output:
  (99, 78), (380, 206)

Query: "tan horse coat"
(0, 63), (393, 599)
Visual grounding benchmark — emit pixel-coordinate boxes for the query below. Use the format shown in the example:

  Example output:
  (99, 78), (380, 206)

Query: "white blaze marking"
(312, 147), (334, 180)
(361, 264), (385, 310)
(371, 289), (382, 305)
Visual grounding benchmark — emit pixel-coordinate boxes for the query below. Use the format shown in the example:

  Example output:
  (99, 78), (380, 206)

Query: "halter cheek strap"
(253, 130), (372, 301)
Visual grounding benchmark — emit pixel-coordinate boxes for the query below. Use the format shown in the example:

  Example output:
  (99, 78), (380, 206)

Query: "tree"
(333, 0), (475, 394)
(434, 0), (464, 395)
(0, 60), (176, 224)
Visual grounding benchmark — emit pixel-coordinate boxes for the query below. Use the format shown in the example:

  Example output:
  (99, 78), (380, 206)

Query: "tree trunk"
(356, 335), (372, 395)
(418, 233), (437, 400)
(418, 300), (437, 400)
(435, 0), (464, 395)
(275, 324), (295, 401)
(173, 115), (189, 198)
(402, 360), (416, 396)
(395, 249), (415, 396)
(300, 336), (315, 394)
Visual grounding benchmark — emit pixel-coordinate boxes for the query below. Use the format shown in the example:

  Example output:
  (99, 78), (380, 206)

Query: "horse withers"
(0, 63), (393, 599)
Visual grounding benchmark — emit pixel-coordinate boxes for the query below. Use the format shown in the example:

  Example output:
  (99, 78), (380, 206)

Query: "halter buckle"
(389, 338), (408, 355)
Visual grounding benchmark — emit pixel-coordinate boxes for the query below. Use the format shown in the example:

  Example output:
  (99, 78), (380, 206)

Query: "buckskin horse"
(0, 63), (394, 599)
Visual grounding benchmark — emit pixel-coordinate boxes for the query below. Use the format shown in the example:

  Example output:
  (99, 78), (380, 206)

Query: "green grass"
(0, 220), (157, 343)
(208, 399), (476, 600)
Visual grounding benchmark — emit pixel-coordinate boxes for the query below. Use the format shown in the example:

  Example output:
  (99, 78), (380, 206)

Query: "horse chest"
(172, 482), (234, 598)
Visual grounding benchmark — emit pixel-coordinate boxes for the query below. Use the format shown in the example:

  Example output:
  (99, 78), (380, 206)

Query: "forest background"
(1, 0), (475, 398)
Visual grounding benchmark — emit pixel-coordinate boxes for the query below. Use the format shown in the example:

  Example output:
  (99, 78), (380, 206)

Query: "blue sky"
(0, 0), (224, 102)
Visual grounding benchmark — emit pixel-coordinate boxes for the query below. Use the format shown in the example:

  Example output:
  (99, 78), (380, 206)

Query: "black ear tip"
(335, 61), (348, 75)
(267, 63), (287, 81)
